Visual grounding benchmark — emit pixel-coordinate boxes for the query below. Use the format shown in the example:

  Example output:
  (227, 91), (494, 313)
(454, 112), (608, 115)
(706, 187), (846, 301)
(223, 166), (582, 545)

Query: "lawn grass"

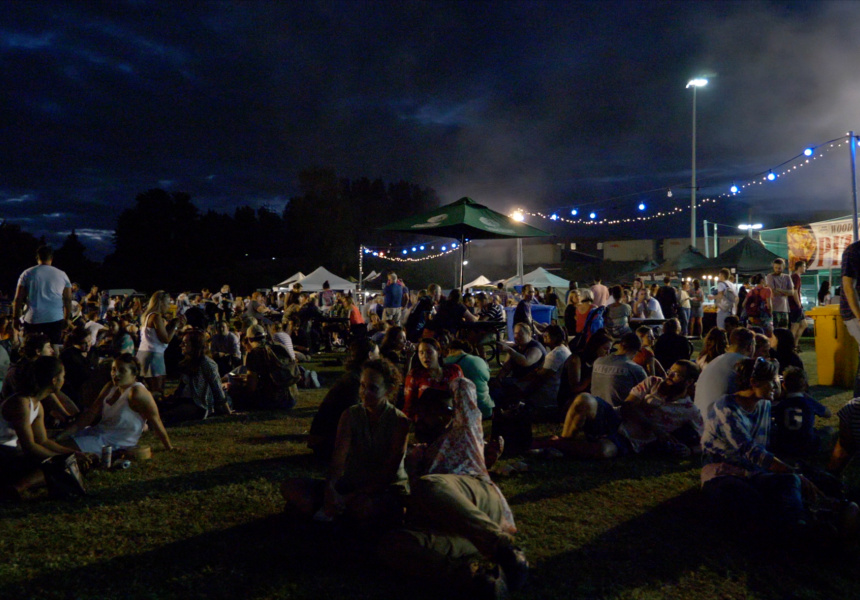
(2, 338), (860, 599)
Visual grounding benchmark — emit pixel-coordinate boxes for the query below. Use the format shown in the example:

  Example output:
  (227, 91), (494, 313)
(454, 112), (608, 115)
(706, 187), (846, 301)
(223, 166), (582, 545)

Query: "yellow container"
(807, 305), (859, 388)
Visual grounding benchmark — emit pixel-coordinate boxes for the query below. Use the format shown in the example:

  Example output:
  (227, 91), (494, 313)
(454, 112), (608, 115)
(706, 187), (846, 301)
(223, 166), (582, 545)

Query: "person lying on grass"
(0, 356), (96, 502)
(58, 353), (175, 453)
(380, 383), (528, 598)
(701, 357), (857, 540)
(282, 358), (410, 527)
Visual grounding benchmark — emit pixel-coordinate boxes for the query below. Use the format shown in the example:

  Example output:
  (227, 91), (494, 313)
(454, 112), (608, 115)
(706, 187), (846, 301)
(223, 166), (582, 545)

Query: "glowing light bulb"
(411, 247), (417, 252)
(571, 209), (578, 216)
(667, 189), (673, 198)
(589, 212), (597, 220)
(730, 184), (738, 194)
(441, 246), (447, 251)
(419, 245), (425, 250)
(402, 250), (407, 255)
(638, 203), (646, 211)
(804, 148), (813, 156)
(452, 243), (457, 248)
(550, 213), (558, 220)
(767, 172), (776, 181)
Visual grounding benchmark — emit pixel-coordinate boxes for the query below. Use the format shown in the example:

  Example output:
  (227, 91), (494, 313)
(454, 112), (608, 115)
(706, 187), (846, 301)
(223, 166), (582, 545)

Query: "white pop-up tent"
(463, 275), (493, 290)
(504, 267), (569, 289)
(290, 267), (356, 292)
(273, 272), (305, 291)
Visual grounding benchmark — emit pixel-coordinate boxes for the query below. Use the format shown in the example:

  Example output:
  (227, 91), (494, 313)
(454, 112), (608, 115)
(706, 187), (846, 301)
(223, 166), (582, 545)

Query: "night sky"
(3, 0), (860, 258)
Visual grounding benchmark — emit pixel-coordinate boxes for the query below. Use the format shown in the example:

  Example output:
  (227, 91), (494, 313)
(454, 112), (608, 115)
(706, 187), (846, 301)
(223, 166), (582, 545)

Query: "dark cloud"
(1, 1), (858, 258)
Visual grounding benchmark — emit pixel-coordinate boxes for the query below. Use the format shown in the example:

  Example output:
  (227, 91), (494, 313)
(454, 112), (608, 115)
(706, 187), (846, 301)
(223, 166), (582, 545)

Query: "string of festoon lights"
(526, 134), (851, 226)
(360, 241), (465, 263)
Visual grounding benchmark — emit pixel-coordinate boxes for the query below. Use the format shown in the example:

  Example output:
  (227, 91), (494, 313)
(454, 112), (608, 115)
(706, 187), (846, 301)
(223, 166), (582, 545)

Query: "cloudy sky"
(2, 0), (860, 257)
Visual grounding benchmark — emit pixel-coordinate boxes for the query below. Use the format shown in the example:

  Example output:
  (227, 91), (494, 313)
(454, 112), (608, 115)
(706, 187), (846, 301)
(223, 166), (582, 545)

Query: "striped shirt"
(838, 399), (860, 444)
(480, 303), (504, 322)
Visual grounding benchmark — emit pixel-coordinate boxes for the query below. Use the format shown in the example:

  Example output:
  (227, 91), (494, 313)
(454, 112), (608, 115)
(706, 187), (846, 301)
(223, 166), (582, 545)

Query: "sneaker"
(495, 544), (529, 591)
(309, 371), (320, 389)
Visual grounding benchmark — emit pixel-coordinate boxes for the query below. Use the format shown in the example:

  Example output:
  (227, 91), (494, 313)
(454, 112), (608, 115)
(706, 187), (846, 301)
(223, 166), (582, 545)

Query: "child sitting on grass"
(771, 367), (831, 457)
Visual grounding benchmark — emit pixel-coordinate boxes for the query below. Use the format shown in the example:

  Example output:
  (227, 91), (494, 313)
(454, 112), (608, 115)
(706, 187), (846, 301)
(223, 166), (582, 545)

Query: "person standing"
(655, 277), (679, 321)
(766, 258), (794, 331)
(383, 273), (404, 325)
(788, 260), (807, 349)
(710, 268), (737, 329)
(678, 281), (691, 336)
(840, 240), (860, 396)
(12, 246), (72, 354)
(590, 277), (611, 308)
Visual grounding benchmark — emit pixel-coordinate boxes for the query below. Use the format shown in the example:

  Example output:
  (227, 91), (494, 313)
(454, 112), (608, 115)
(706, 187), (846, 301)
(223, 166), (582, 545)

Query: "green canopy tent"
(640, 246), (709, 277)
(689, 236), (784, 278)
(378, 196), (552, 289)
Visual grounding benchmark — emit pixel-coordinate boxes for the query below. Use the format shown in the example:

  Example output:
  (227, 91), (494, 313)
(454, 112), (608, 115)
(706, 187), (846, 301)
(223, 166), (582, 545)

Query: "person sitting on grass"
(519, 324), (571, 419)
(2, 333), (80, 428)
(60, 353), (175, 453)
(590, 332), (647, 407)
(403, 337), (463, 419)
(771, 328), (804, 375)
(531, 392), (625, 459)
(829, 395), (860, 476)
(160, 329), (233, 424)
(556, 329), (614, 412)
(443, 339), (493, 421)
(307, 339), (380, 460)
(652, 318), (691, 375)
(632, 326), (665, 378)
(228, 325), (302, 409)
(615, 359), (703, 458)
(488, 323), (546, 410)
(700, 358), (850, 537)
(210, 320), (242, 375)
(771, 367), (831, 457)
(0, 357), (95, 502)
(281, 359), (410, 527)
(379, 325), (415, 375)
(696, 327), (727, 369)
(380, 383), (528, 597)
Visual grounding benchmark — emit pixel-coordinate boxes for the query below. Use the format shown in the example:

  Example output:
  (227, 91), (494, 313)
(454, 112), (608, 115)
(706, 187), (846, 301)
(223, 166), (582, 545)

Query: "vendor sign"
(787, 217), (855, 270)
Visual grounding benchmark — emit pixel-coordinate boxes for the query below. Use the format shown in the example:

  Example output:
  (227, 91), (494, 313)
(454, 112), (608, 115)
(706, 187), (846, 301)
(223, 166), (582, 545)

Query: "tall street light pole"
(512, 210), (525, 287)
(687, 78), (708, 250)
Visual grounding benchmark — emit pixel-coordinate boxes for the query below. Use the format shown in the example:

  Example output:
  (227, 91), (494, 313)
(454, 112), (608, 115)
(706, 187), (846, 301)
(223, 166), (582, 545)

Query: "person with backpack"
(743, 274), (773, 330)
(710, 268), (737, 329)
(228, 325), (301, 410)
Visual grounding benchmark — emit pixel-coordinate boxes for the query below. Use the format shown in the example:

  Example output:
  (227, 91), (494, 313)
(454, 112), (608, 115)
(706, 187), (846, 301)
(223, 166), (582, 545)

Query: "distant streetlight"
(510, 210), (525, 286)
(687, 77), (708, 250)
(738, 223), (763, 238)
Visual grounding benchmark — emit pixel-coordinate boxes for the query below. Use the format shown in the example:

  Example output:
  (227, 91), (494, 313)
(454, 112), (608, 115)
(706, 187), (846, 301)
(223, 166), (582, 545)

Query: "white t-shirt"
(531, 345), (572, 409)
(646, 298), (664, 319)
(84, 321), (106, 347)
(693, 351), (745, 415)
(765, 273), (793, 313)
(17, 264), (71, 324)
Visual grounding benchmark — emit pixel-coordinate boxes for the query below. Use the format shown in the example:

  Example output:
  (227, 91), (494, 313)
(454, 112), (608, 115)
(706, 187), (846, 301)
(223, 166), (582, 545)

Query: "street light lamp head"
(686, 78), (708, 88)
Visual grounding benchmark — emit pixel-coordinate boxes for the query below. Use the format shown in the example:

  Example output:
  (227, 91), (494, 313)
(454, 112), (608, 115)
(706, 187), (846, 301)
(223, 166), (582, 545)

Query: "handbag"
(41, 453), (87, 500)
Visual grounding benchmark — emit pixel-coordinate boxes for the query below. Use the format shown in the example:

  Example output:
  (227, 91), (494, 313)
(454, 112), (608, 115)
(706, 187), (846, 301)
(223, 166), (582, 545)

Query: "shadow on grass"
(238, 433), (309, 445)
(0, 454), (325, 520)
(0, 514), (429, 600)
(505, 455), (698, 506)
(523, 488), (859, 600)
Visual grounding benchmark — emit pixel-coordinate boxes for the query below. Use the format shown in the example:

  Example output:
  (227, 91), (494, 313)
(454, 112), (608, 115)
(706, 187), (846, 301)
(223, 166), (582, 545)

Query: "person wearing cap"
(228, 324), (294, 409)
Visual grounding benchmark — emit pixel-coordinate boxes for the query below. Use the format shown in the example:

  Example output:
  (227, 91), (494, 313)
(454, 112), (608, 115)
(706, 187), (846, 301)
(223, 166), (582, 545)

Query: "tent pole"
(358, 244), (363, 306)
(703, 219), (709, 258)
(458, 235), (465, 291)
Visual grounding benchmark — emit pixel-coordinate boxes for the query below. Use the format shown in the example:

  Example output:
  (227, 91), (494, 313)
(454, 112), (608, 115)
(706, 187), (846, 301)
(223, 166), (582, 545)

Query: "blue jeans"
(679, 307), (691, 336)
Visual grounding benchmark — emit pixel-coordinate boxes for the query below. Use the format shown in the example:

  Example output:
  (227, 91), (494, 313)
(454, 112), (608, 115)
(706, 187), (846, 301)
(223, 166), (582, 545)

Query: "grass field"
(1, 338), (859, 599)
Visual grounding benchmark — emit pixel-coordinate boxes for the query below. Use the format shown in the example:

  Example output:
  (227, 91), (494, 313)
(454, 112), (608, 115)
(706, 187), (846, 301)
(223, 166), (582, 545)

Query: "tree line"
(2, 169), (457, 295)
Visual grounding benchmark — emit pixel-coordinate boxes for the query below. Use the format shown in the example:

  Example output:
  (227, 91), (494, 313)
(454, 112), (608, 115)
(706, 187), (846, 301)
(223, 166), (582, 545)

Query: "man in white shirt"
(710, 268), (737, 329)
(634, 289), (664, 320)
(693, 327), (756, 416)
(13, 246), (72, 351)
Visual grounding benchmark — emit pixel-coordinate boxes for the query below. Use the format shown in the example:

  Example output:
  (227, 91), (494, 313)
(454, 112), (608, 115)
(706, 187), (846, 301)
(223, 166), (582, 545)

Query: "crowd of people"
(3, 245), (860, 598)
